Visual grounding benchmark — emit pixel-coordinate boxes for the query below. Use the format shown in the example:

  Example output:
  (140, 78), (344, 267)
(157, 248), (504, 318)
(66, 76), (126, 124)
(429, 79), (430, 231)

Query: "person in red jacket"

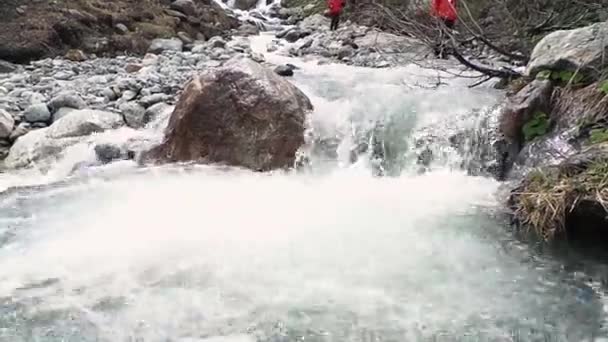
(430, 0), (458, 58)
(328, 0), (345, 31)
(431, 0), (458, 29)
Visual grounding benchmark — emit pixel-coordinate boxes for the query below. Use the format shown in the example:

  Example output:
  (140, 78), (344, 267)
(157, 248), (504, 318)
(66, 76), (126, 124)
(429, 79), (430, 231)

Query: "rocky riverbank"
(496, 20), (608, 241)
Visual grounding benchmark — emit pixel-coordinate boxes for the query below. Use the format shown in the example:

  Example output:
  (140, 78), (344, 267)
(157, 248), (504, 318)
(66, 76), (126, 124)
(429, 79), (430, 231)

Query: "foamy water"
(1, 31), (607, 342)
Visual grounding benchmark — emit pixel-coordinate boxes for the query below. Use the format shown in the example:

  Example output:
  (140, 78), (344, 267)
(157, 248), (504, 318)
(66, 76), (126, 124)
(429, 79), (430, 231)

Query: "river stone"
(4, 127), (81, 169)
(94, 143), (123, 164)
(0, 60), (18, 73)
(148, 38), (183, 54)
(23, 103), (51, 122)
(274, 65), (294, 76)
(52, 107), (76, 122)
(170, 0), (197, 16)
(47, 109), (124, 139)
(119, 102), (146, 128)
(0, 109), (15, 139)
(527, 21), (608, 78)
(207, 36), (226, 49)
(139, 94), (171, 108)
(144, 57), (312, 171)
(48, 91), (86, 112)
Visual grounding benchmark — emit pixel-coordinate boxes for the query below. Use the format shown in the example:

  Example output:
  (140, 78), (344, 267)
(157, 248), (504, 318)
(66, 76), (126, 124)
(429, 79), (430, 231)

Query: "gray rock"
(139, 94), (171, 108)
(337, 45), (354, 60)
(143, 102), (174, 125)
(250, 52), (265, 63)
(274, 65), (294, 76)
(177, 31), (194, 44)
(119, 102), (146, 128)
(148, 38), (183, 54)
(94, 143), (123, 164)
(165, 9), (188, 19)
(23, 103), (51, 122)
(121, 90), (138, 101)
(25, 92), (46, 105)
(102, 87), (119, 101)
(47, 109), (124, 139)
(9, 122), (30, 142)
(115, 23), (129, 34)
(300, 14), (330, 31)
(236, 23), (260, 36)
(527, 21), (608, 78)
(0, 109), (15, 139)
(233, 0), (258, 10)
(4, 127), (81, 169)
(170, 0), (197, 16)
(207, 36), (226, 49)
(48, 91), (86, 112)
(52, 107), (76, 122)
(54, 71), (74, 80)
(285, 30), (303, 43)
(0, 60), (17, 74)
(191, 44), (207, 54)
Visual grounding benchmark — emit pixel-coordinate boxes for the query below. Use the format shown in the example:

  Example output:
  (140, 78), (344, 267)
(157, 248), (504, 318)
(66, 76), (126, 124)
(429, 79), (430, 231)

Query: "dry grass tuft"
(512, 157), (608, 241)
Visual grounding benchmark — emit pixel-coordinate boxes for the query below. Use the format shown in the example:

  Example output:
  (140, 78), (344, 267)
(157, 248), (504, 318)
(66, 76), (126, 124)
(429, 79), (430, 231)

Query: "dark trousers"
(330, 14), (340, 31)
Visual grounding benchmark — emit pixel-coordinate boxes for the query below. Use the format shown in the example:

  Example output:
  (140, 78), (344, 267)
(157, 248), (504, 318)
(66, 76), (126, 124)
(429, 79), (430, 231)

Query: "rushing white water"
(2, 27), (608, 342)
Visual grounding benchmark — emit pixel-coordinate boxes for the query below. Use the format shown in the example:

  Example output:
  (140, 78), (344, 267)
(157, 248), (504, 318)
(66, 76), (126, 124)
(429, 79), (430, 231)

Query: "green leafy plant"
(589, 128), (608, 144)
(599, 80), (608, 95)
(536, 70), (586, 85)
(522, 111), (550, 141)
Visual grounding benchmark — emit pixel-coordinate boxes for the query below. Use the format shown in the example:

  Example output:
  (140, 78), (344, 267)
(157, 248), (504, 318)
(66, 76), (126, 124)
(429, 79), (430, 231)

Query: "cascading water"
(2, 17), (608, 342)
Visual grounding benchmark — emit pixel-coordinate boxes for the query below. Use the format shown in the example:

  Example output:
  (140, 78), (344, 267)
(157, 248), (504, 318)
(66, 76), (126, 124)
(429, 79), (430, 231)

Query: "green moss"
(536, 69), (587, 86)
(522, 111), (550, 142)
(589, 128), (608, 144)
(599, 80), (608, 94)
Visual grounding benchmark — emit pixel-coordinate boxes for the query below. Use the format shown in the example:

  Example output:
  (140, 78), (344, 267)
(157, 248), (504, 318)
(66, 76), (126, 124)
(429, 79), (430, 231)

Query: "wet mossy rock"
(499, 79), (554, 145)
(0, 0), (238, 63)
(510, 143), (608, 242)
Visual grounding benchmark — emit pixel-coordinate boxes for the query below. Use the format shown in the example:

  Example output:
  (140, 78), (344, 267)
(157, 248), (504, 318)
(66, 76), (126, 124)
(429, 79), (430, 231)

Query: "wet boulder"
(145, 57), (312, 171)
(496, 79), (554, 176)
(4, 128), (80, 169)
(94, 143), (123, 164)
(499, 80), (553, 146)
(274, 64), (294, 76)
(527, 21), (608, 78)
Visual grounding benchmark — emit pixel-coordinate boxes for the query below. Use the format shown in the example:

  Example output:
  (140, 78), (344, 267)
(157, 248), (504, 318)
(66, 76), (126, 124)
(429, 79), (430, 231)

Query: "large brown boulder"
(144, 58), (313, 171)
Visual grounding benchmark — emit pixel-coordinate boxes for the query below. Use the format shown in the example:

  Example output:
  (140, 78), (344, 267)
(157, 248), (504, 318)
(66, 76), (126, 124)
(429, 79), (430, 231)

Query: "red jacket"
(328, 0), (344, 15)
(431, 0), (457, 21)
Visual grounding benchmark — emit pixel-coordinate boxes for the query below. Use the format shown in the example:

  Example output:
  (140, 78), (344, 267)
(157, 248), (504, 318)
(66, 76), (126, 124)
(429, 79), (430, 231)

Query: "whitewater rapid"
(1, 25), (608, 342)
